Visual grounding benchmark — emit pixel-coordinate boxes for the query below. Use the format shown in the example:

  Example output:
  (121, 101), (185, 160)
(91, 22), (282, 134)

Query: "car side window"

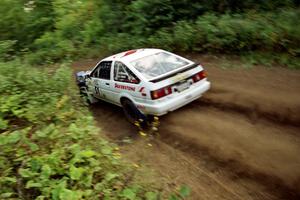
(91, 66), (100, 78)
(114, 61), (140, 84)
(92, 61), (112, 80)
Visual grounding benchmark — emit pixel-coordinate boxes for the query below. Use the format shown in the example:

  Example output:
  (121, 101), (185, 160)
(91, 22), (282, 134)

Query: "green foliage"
(145, 191), (159, 200)
(0, 60), (71, 124)
(126, 0), (175, 35)
(0, 0), (299, 67)
(168, 185), (191, 200)
(242, 52), (300, 69)
(0, 0), (55, 51)
(0, 61), (162, 199)
(145, 10), (300, 68)
(0, 40), (17, 61)
(179, 185), (191, 198)
(146, 10), (300, 53)
(0, 0), (28, 46)
(28, 32), (75, 64)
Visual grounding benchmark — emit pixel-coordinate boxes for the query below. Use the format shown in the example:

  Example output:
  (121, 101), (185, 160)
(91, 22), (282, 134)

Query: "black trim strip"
(149, 63), (199, 83)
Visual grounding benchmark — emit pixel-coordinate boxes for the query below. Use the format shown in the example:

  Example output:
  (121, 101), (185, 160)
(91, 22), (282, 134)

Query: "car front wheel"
(79, 86), (98, 104)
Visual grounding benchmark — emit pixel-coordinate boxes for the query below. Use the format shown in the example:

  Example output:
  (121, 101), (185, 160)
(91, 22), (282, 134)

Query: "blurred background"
(0, 0), (299, 68)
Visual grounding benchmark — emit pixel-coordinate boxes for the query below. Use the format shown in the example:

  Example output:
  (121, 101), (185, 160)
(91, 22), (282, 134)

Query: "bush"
(149, 10), (299, 53)
(144, 9), (300, 68)
(27, 33), (75, 64)
(189, 10), (300, 53)
(242, 52), (300, 69)
(0, 40), (17, 61)
(0, 61), (161, 199)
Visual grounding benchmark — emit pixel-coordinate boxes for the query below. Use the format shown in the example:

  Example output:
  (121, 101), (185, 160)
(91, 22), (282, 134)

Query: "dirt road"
(72, 55), (300, 200)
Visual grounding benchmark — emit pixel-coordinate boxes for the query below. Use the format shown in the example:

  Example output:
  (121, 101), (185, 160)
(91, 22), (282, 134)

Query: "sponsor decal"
(139, 87), (147, 96)
(115, 83), (136, 91)
(139, 87), (145, 93)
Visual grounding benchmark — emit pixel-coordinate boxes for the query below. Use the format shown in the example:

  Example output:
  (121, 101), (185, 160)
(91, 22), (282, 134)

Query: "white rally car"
(76, 49), (210, 123)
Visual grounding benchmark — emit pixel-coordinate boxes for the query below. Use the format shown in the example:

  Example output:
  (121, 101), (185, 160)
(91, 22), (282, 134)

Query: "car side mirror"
(85, 70), (92, 79)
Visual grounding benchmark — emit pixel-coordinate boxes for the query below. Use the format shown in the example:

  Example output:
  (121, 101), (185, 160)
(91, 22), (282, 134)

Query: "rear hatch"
(149, 64), (207, 100)
(130, 51), (207, 100)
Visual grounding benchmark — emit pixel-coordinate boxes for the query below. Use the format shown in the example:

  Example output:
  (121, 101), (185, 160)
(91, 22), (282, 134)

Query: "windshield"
(130, 52), (189, 79)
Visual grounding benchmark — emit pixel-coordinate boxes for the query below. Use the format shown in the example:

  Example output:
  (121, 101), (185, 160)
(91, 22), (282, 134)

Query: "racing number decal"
(93, 79), (101, 96)
(95, 86), (101, 95)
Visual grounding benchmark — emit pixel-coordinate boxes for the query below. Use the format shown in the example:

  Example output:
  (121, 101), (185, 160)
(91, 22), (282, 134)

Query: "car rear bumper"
(138, 80), (211, 116)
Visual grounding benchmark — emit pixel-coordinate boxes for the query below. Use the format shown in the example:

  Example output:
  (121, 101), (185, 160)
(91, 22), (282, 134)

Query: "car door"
(111, 61), (143, 104)
(90, 61), (113, 101)
(89, 65), (102, 99)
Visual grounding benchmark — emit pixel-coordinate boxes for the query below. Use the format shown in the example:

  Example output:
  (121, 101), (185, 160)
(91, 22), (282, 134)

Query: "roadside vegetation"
(0, 60), (157, 199)
(1, 0), (299, 68)
(0, 58), (193, 199)
(0, 0), (299, 199)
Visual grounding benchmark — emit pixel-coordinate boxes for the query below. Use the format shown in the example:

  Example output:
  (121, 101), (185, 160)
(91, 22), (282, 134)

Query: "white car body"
(82, 48), (210, 116)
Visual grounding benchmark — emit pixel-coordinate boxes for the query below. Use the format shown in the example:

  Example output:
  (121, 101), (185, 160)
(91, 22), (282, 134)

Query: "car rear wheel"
(121, 99), (146, 125)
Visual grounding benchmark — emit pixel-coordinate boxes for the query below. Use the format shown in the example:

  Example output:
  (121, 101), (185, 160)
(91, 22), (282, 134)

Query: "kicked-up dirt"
(72, 54), (300, 200)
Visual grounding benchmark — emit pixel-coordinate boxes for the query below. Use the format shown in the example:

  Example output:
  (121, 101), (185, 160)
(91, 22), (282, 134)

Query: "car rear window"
(130, 52), (189, 79)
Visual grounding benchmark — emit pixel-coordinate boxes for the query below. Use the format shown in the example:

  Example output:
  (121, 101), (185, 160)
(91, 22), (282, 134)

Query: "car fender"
(118, 92), (136, 105)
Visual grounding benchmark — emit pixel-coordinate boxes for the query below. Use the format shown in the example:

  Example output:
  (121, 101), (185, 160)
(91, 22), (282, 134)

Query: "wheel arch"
(119, 93), (135, 105)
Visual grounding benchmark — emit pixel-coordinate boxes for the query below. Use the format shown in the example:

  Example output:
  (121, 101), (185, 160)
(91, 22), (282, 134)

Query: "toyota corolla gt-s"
(76, 49), (211, 123)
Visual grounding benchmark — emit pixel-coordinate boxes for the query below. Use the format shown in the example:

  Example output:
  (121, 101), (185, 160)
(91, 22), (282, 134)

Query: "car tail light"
(151, 86), (172, 100)
(192, 70), (206, 83)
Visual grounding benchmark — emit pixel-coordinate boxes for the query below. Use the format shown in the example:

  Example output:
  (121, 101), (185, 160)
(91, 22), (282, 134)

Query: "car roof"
(102, 48), (164, 63)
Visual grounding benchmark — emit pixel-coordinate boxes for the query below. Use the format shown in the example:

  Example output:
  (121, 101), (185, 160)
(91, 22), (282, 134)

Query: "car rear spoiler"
(149, 63), (199, 83)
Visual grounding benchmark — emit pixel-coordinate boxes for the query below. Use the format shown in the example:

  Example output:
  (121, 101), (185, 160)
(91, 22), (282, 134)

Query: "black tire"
(79, 86), (94, 105)
(146, 115), (155, 123)
(79, 87), (86, 96)
(121, 99), (146, 125)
